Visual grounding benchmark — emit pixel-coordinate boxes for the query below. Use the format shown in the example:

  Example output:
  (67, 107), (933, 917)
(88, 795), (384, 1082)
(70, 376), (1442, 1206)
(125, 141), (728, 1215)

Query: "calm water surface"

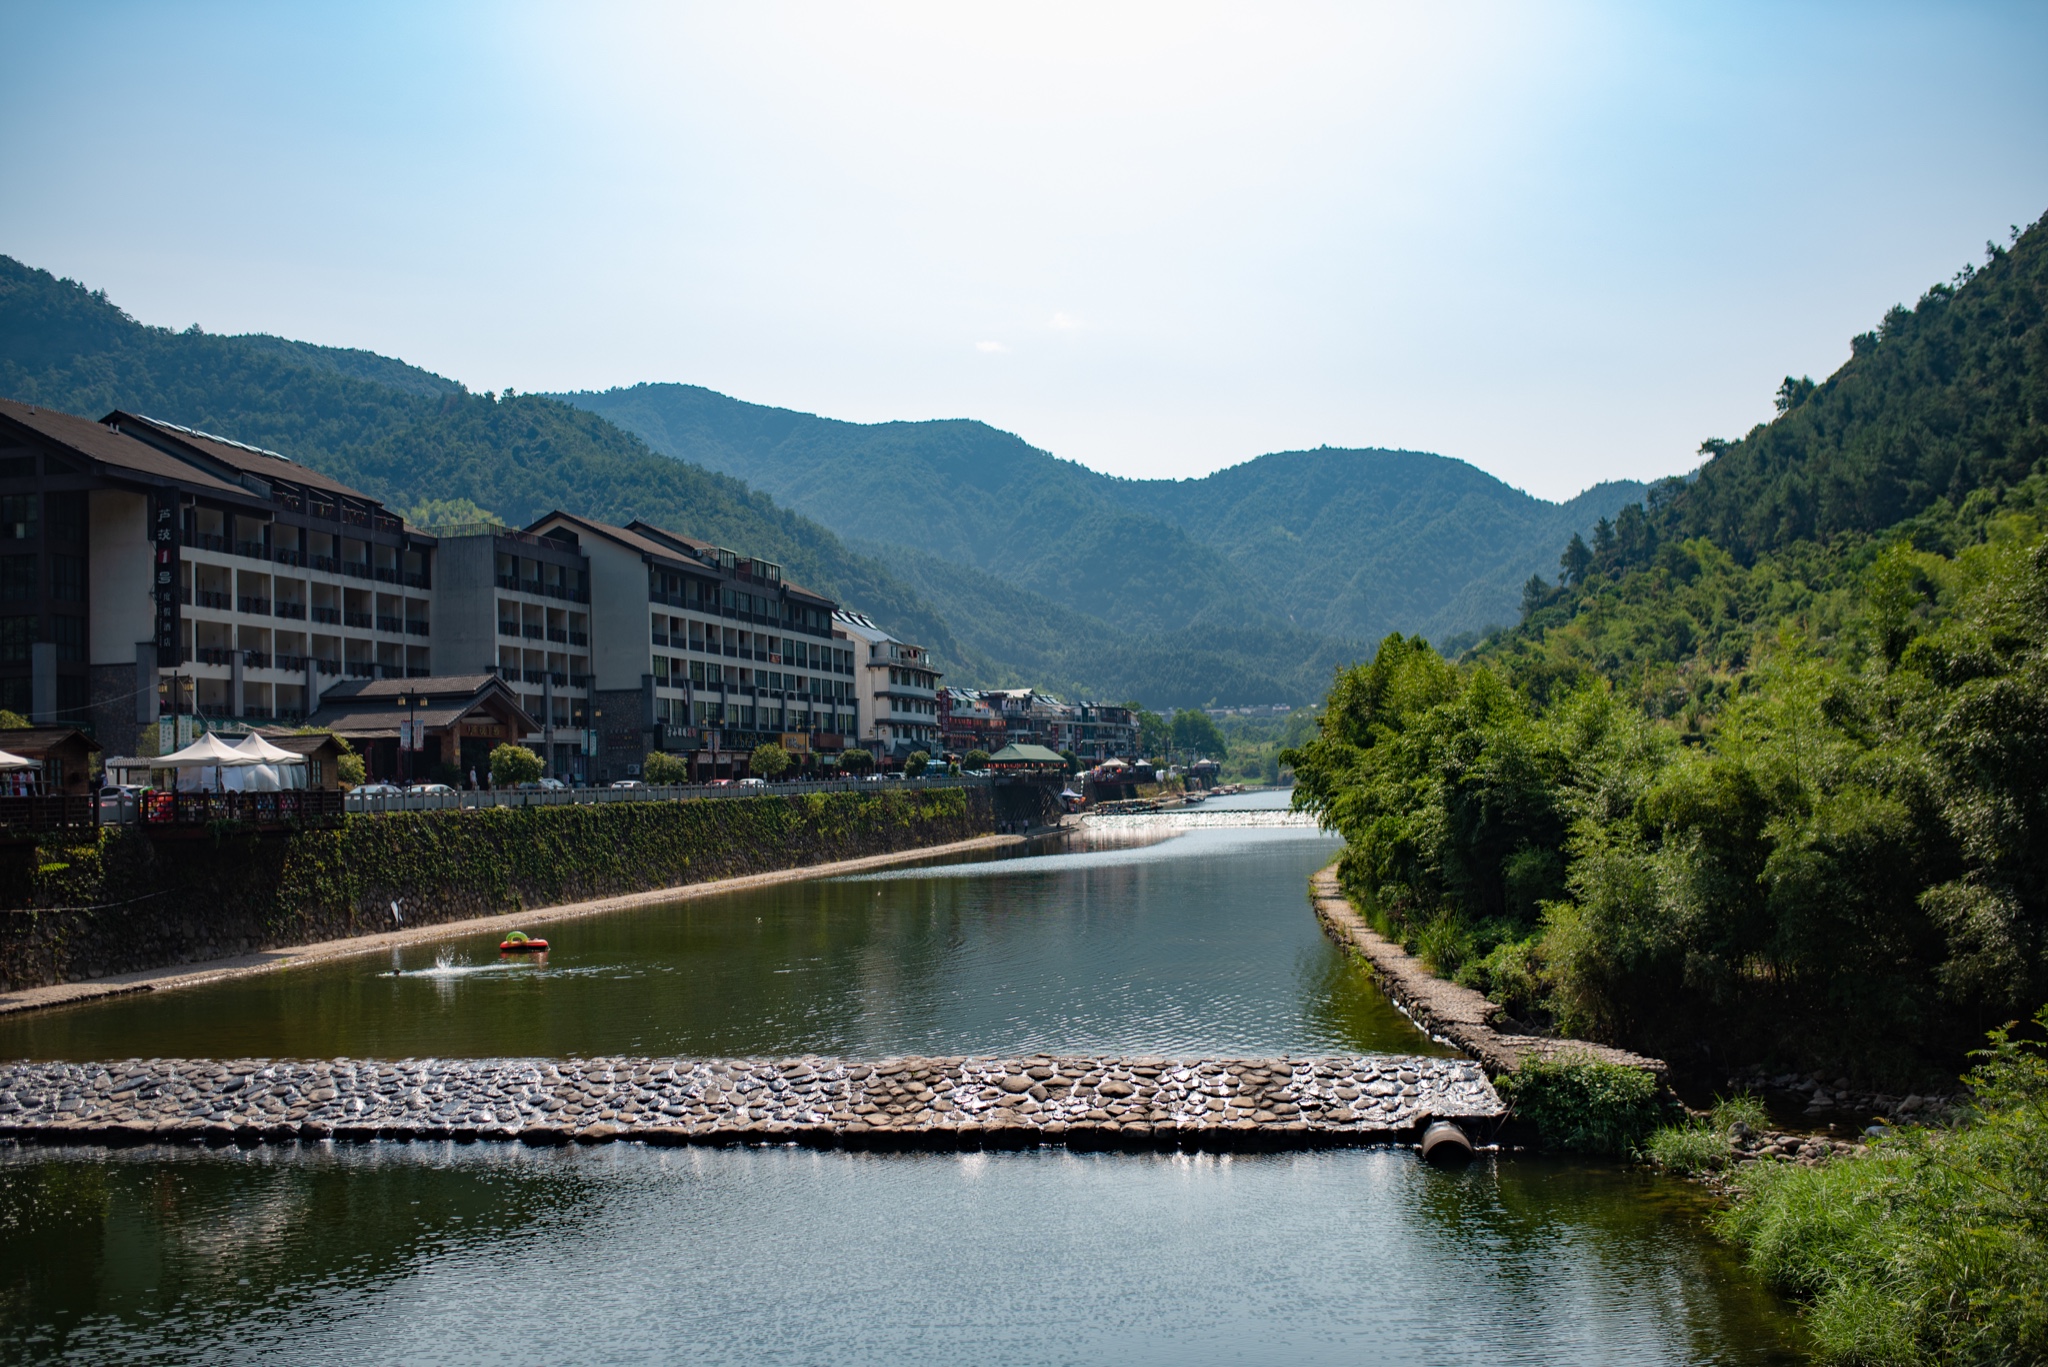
(0, 792), (1809, 1363)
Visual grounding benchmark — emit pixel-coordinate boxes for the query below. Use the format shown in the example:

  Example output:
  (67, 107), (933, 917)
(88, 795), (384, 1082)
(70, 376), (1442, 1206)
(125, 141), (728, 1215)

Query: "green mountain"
(0, 254), (1365, 703)
(0, 255), (966, 669)
(557, 383), (1646, 646)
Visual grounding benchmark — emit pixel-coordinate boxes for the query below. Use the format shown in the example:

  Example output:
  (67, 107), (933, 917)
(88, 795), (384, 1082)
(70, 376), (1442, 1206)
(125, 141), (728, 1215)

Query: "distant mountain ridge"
(0, 249), (1646, 705)
(557, 383), (1646, 647)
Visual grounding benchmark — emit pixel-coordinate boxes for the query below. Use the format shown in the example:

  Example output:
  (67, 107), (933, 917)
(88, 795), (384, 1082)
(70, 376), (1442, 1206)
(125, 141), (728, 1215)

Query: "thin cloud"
(975, 340), (1007, 353)
(1048, 312), (1088, 332)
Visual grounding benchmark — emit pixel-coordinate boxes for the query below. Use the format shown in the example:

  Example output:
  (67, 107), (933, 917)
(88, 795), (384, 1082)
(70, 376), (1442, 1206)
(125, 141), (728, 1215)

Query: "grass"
(1715, 1008), (2048, 1364)
(1645, 1094), (1770, 1175)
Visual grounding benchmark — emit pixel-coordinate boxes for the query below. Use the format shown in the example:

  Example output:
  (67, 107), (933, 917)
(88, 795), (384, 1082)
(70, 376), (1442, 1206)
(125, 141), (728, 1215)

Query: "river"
(0, 791), (1808, 1363)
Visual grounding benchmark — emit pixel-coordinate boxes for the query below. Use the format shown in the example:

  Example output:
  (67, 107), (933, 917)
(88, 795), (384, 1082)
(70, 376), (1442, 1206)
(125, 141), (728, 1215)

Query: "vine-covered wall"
(0, 787), (990, 993)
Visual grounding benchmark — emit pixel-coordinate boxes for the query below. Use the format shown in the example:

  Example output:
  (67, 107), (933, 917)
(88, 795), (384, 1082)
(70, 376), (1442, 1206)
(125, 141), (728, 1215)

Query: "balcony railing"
(346, 662), (376, 678)
(185, 531), (229, 552)
(403, 571), (430, 589)
(275, 548), (306, 567)
(315, 657), (340, 675)
(312, 606), (341, 625)
(546, 628), (567, 643)
(237, 597), (271, 616)
(311, 555), (341, 573)
(375, 616), (403, 633)
(195, 646), (233, 665)
(568, 631), (588, 646)
(498, 622), (519, 637)
(404, 620), (430, 636)
(274, 601), (306, 620)
(521, 625), (543, 640)
(276, 653), (309, 672)
(343, 562), (372, 579)
(373, 566), (401, 584)
(344, 611), (373, 629)
(234, 540), (269, 559)
(194, 589), (231, 610)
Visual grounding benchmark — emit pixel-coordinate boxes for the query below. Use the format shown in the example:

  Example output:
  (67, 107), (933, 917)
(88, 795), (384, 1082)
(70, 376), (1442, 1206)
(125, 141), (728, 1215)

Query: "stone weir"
(0, 1054), (1503, 1151)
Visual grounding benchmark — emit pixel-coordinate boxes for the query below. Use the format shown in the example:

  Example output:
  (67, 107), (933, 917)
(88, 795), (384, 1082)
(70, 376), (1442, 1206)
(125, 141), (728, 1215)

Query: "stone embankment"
(1309, 869), (1665, 1079)
(0, 1053), (1503, 1151)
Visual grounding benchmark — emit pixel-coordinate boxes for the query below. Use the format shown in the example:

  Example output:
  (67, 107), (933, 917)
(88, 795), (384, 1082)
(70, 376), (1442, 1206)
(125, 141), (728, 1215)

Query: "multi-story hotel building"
(527, 513), (857, 782)
(833, 609), (941, 767)
(0, 399), (856, 782)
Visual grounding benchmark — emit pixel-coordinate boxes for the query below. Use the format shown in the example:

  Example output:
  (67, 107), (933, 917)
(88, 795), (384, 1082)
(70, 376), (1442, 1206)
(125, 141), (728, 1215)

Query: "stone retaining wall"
(0, 1053), (1504, 1152)
(0, 787), (992, 994)
(1310, 868), (1665, 1078)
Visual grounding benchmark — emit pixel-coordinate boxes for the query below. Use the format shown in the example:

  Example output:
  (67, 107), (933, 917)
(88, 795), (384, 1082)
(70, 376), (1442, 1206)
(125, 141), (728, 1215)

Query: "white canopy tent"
(228, 733), (307, 791)
(155, 731), (265, 792)
(0, 749), (35, 772)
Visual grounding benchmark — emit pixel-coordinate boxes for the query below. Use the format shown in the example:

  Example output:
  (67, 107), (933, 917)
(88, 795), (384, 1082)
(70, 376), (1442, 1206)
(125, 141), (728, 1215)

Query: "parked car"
(406, 783), (454, 795)
(353, 782), (404, 797)
(515, 777), (568, 791)
(96, 783), (143, 820)
(609, 779), (645, 790)
(738, 776), (767, 787)
(705, 778), (733, 787)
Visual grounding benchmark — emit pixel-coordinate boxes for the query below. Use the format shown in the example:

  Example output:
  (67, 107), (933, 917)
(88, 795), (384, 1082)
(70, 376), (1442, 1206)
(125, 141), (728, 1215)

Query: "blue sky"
(3, 2), (2045, 498)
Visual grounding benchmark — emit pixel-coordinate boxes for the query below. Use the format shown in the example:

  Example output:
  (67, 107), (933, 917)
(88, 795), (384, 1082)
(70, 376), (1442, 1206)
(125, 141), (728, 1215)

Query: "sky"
(3, 2), (2046, 501)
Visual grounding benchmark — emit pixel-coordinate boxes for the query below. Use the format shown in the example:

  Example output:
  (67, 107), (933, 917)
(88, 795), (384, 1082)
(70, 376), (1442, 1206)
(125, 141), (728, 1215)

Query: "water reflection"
(1, 824), (1440, 1062)
(0, 1144), (1804, 1366)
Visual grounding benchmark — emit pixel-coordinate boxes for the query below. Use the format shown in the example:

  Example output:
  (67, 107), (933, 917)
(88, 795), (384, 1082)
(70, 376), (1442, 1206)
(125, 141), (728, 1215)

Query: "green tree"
(1559, 532), (1593, 586)
(1059, 749), (1079, 775)
(903, 750), (930, 777)
(748, 743), (793, 780)
(1132, 707), (1170, 759)
(0, 709), (28, 729)
(839, 747), (875, 774)
(403, 496), (502, 529)
(964, 748), (990, 769)
(1169, 708), (1226, 759)
(641, 750), (691, 784)
(489, 743), (543, 787)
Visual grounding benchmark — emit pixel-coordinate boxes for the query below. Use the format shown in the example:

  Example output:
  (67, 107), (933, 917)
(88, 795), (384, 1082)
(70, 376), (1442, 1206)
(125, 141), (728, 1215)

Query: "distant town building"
(833, 609), (940, 767)
(937, 686), (1006, 757)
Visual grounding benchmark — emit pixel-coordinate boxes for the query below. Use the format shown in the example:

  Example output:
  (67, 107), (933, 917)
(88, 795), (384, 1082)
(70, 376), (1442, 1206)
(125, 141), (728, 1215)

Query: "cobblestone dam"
(0, 1053), (1503, 1151)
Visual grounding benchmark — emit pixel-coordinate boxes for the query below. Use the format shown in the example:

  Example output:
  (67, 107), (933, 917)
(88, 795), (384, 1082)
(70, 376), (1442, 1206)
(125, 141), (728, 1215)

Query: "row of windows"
(0, 554), (86, 603)
(652, 615), (851, 671)
(0, 614), (85, 664)
(651, 655), (853, 698)
(647, 569), (831, 633)
(654, 696), (856, 730)
(887, 666), (938, 689)
(0, 493), (86, 544)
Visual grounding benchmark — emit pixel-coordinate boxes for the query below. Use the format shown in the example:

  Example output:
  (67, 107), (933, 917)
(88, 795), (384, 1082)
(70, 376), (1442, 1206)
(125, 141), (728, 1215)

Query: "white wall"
(88, 488), (151, 665)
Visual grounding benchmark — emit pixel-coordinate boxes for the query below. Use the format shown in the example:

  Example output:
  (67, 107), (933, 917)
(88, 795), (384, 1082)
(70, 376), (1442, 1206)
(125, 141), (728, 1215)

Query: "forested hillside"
(559, 383), (1644, 645)
(1286, 212), (2048, 1083)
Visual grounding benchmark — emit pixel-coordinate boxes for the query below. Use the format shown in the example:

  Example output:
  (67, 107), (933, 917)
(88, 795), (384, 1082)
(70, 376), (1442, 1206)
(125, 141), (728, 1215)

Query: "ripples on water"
(0, 1143), (1806, 1367)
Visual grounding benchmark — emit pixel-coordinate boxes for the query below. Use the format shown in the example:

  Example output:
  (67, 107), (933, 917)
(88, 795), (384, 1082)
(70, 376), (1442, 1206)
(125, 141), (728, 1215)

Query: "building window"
(0, 556), (33, 602)
(50, 555), (85, 603)
(51, 615), (84, 663)
(0, 495), (35, 541)
(45, 493), (85, 542)
(0, 616), (33, 664)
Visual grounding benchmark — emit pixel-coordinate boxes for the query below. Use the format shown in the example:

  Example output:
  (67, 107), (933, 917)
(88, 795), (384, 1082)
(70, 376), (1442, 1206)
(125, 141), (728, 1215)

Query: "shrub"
(747, 743), (792, 780)
(1495, 1051), (1665, 1155)
(641, 751), (690, 785)
(488, 743), (543, 787)
(839, 747), (875, 774)
(964, 749), (990, 769)
(1717, 1007), (2048, 1365)
(903, 750), (929, 778)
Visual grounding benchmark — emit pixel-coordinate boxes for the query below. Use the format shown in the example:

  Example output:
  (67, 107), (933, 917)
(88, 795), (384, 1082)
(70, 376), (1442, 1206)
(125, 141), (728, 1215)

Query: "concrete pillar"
(135, 642), (160, 725)
(542, 671), (555, 775)
(231, 651), (245, 718)
(305, 654), (319, 717)
(30, 642), (56, 723)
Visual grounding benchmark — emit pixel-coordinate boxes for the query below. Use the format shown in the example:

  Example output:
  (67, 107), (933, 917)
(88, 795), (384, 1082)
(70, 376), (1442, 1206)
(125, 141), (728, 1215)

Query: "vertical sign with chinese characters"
(150, 490), (181, 665)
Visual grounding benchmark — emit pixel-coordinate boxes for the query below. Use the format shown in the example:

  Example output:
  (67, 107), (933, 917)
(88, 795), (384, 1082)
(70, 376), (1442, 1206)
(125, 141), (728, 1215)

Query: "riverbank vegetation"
(1715, 1009), (2048, 1365)
(1285, 212), (2048, 1085)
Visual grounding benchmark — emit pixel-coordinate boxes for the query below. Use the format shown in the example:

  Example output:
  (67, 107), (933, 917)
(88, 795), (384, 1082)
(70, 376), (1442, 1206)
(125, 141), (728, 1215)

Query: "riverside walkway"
(0, 1053), (1502, 1151)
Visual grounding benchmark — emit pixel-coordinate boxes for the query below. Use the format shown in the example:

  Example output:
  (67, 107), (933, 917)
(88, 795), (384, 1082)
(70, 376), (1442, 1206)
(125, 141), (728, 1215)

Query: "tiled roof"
(107, 412), (371, 500)
(0, 399), (254, 498)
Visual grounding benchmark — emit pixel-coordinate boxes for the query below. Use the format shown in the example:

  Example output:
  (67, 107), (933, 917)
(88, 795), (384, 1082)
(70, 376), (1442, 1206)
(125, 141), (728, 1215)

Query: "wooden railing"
(0, 795), (96, 835)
